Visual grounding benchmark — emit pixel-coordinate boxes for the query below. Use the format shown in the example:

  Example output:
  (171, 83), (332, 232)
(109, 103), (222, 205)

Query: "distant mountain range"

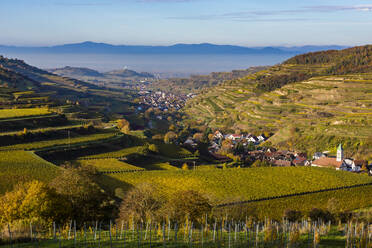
(47, 66), (154, 79)
(0, 41), (347, 55)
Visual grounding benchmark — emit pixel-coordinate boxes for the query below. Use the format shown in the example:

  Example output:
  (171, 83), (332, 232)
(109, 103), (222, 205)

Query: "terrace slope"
(184, 45), (372, 159)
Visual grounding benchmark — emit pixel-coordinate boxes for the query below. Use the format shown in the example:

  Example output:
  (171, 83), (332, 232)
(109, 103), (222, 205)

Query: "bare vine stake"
(68, 220), (72, 240)
(30, 222), (33, 242)
(53, 222), (56, 239)
(167, 219), (170, 241)
(94, 221), (98, 240)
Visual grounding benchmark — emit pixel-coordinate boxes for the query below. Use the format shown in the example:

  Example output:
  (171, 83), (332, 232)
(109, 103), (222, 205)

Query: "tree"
(193, 133), (204, 142)
(117, 119), (130, 133)
(208, 133), (215, 142)
(182, 163), (189, 170)
(148, 144), (159, 153)
(169, 124), (176, 131)
(0, 181), (69, 225)
(165, 190), (211, 224)
(49, 167), (116, 222)
(164, 131), (177, 144)
(118, 184), (163, 223)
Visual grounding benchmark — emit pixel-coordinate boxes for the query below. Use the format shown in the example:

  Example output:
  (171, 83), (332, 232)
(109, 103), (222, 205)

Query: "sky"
(1, 0), (372, 47)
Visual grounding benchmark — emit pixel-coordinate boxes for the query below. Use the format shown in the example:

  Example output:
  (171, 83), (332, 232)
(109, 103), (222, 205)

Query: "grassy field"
(0, 108), (51, 119)
(98, 167), (372, 204)
(0, 150), (60, 194)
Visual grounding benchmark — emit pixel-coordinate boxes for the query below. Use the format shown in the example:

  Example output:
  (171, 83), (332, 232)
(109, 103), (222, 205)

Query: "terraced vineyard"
(185, 69), (372, 159)
(0, 108), (51, 119)
(0, 131), (119, 151)
(76, 159), (145, 172)
(98, 167), (372, 204)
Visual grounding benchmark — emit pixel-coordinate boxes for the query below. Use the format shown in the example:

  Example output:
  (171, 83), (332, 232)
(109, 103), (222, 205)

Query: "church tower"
(337, 144), (344, 162)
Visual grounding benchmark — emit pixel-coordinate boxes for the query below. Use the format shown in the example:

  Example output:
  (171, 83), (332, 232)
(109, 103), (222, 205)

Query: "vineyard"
(98, 167), (372, 203)
(0, 132), (119, 151)
(0, 108), (51, 120)
(0, 150), (60, 193)
(1, 218), (371, 247)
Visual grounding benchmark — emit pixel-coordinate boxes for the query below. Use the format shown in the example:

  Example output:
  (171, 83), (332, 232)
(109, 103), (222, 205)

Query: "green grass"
(98, 167), (372, 204)
(0, 108), (51, 120)
(0, 150), (60, 194)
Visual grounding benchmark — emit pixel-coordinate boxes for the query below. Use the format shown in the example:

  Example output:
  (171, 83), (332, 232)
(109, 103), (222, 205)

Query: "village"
(138, 90), (195, 112)
(184, 130), (372, 175)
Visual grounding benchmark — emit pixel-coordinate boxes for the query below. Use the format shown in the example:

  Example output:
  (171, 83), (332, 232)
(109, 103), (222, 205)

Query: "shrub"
(284, 209), (303, 222)
(308, 208), (334, 223)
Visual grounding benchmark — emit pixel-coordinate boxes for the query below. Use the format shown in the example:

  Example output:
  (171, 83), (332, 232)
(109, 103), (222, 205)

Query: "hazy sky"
(1, 0), (372, 46)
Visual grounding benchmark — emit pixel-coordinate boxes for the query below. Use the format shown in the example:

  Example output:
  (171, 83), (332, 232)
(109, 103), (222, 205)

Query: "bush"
(308, 208), (334, 223)
(284, 209), (303, 222)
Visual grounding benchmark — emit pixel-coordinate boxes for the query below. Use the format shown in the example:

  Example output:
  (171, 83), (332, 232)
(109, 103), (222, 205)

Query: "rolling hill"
(184, 45), (372, 160)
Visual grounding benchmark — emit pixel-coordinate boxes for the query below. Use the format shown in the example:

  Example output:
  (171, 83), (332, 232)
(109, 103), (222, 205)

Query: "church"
(311, 144), (362, 172)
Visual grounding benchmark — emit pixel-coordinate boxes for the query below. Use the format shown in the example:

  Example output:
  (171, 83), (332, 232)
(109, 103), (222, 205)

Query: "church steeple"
(337, 144), (344, 162)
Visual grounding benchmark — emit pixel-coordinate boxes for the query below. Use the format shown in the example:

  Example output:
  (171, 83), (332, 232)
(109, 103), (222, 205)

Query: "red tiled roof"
(312, 157), (342, 168)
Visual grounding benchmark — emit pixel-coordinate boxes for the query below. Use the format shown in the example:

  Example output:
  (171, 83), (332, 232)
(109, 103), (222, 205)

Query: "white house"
(257, 134), (267, 142)
(226, 134), (243, 141)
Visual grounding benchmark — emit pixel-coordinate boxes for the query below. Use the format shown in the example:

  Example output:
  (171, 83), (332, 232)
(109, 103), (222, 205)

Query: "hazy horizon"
(1, 52), (292, 77)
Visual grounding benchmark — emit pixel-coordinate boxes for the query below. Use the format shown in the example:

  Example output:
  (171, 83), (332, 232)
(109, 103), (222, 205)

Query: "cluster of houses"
(207, 131), (268, 152)
(245, 147), (310, 167)
(139, 90), (195, 111)
(185, 130), (371, 174)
